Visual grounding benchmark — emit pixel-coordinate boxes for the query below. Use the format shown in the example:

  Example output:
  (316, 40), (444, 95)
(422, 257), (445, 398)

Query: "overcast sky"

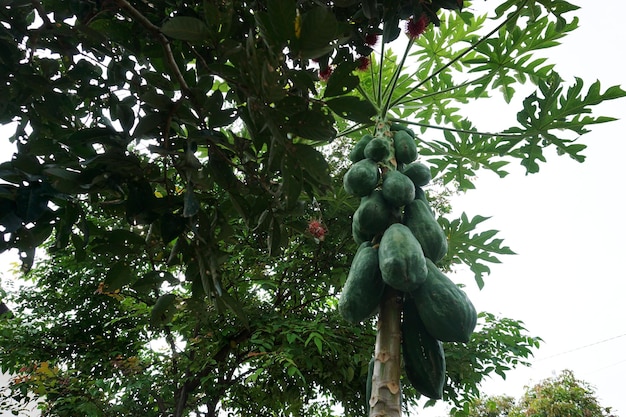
(2, 1), (626, 416)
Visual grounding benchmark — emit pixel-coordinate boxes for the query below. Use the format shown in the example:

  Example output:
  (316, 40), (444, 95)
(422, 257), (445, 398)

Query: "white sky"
(1, 1), (626, 416)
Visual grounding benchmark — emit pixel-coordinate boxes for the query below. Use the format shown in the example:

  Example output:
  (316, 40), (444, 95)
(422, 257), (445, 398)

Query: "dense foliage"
(465, 370), (617, 417)
(0, 0), (623, 416)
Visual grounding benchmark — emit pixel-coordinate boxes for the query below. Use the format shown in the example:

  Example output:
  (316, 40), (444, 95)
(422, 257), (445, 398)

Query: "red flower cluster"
(319, 66), (333, 81)
(357, 56), (370, 71)
(406, 14), (429, 39)
(364, 33), (379, 47)
(308, 219), (327, 241)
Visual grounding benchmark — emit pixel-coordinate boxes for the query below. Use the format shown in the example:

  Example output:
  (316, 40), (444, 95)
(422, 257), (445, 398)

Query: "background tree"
(465, 370), (616, 417)
(0, 0), (624, 416)
(464, 394), (516, 417)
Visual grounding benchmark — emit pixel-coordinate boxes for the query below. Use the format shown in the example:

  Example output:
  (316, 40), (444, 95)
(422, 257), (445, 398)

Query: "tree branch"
(114, 0), (191, 95)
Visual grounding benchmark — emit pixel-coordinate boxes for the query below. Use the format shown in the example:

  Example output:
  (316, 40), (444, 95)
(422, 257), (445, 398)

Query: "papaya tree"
(0, 0), (623, 416)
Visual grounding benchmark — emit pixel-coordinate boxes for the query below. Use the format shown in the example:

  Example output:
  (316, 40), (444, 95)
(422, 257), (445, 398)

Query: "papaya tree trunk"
(368, 286), (403, 417)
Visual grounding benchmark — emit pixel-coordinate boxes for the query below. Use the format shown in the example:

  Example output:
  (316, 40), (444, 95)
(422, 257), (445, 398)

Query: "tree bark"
(369, 287), (403, 417)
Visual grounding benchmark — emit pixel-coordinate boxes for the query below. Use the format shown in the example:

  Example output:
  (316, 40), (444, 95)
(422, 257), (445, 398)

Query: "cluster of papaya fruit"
(338, 121), (477, 400)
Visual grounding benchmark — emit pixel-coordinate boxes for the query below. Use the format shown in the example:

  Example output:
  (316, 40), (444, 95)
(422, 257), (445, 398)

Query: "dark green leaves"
(104, 261), (135, 293)
(161, 17), (210, 42)
(150, 293), (177, 326)
(326, 96), (377, 124)
(256, 2), (346, 59)
(291, 144), (331, 188)
(255, 0), (297, 46)
(296, 7), (341, 59)
(15, 182), (51, 223)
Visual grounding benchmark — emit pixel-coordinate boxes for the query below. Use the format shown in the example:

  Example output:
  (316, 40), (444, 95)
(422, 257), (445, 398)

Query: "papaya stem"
(369, 286), (403, 417)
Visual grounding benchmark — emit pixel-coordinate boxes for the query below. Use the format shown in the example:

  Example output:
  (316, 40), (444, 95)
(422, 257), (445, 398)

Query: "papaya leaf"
(441, 213), (516, 289)
(499, 76), (626, 172)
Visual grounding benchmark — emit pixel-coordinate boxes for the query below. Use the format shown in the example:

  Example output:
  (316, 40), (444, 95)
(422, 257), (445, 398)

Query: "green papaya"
(352, 216), (369, 244)
(403, 199), (447, 262)
(352, 190), (392, 242)
(402, 296), (445, 399)
(343, 159), (379, 197)
(378, 223), (428, 292)
(364, 137), (392, 162)
(402, 162), (431, 187)
(390, 123), (415, 139)
(382, 170), (415, 208)
(414, 186), (430, 209)
(349, 134), (374, 162)
(338, 242), (386, 324)
(393, 130), (417, 164)
(411, 259), (477, 343)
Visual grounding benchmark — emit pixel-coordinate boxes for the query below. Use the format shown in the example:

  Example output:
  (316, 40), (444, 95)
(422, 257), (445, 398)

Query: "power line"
(588, 358), (626, 375)
(535, 333), (626, 362)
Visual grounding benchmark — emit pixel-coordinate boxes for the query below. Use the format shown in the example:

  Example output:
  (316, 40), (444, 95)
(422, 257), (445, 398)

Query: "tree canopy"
(465, 370), (617, 417)
(0, 0), (624, 416)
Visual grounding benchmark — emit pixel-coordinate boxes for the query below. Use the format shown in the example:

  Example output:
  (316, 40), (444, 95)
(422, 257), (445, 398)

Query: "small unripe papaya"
(393, 130), (417, 164)
(364, 137), (391, 162)
(382, 170), (415, 207)
(349, 134), (374, 162)
(343, 159), (379, 197)
(378, 223), (428, 292)
(402, 162), (431, 187)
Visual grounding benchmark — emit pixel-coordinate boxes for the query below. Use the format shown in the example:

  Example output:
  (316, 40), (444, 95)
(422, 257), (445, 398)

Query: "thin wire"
(535, 333), (626, 362)
(587, 358), (626, 375)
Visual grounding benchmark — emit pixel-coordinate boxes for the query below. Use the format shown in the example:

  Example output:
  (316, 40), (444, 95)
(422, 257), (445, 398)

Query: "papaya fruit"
(364, 137), (392, 162)
(402, 162), (431, 187)
(352, 216), (369, 244)
(352, 190), (392, 242)
(410, 259), (477, 343)
(338, 242), (386, 324)
(378, 223), (428, 292)
(349, 134), (374, 162)
(343, 159), (379, 197)
(390, 123), (415, 139)
(403, 199), (447, 262)
(414, 186), (429, 207)
(393, 130), (417, 164)
(382, 170), (415, 208)
(401, 296), (445, 399)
